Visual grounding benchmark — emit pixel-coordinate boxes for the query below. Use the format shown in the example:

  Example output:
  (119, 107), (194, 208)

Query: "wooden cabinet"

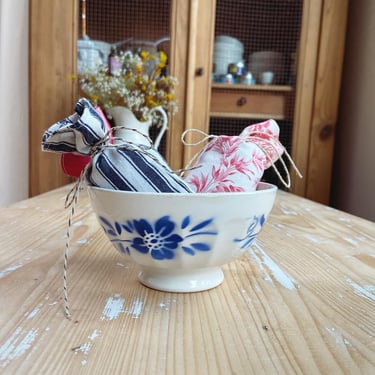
(188, 0), (348, 204)
(30, 0), (348, 204)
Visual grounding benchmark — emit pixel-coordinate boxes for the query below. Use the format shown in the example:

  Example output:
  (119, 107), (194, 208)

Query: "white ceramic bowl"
(215, 35), (244, 50)
(248, 51), (285, 84)
(88, 182), (277, 292)
(214, 43), (244, 55)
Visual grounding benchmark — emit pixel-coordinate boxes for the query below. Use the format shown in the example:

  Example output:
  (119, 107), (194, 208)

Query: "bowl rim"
(87, 182), (278, 198)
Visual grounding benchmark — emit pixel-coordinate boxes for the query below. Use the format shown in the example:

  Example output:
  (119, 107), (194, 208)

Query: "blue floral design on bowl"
(233, 214), (266, 248)
(98, 215), (218, 260)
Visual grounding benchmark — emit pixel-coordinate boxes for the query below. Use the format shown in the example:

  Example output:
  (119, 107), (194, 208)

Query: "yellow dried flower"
(140, 50), (149, 60)
(77, 49), (178, 125)
(158, 51), (167, 68)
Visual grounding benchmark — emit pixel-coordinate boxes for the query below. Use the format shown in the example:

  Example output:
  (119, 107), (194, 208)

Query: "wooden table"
(0, 185), (374, 374)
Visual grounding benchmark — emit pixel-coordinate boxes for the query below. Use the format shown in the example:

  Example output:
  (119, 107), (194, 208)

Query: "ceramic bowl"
(88, 182), (277, 292)
(248, 51), (285, 84)
(215, 35), (244, 51)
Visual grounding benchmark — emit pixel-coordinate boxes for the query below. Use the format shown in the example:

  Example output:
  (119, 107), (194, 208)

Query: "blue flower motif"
(234, 214), (266, 248)
(124, 216), (183, 260)
(98, 214), (218, 260)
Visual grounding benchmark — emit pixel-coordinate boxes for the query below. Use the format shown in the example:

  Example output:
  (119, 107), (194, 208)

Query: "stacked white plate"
(214, 35), (244, 75)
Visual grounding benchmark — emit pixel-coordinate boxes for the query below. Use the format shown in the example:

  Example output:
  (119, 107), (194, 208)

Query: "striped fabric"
(42, 98), (106, 155)
(42, 98), (193, 193)
(88, 147), (192, 192)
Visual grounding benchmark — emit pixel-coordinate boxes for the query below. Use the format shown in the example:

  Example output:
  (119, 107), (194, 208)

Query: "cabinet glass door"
(77, 0), (173, 156)
(211, 0), (303, 188)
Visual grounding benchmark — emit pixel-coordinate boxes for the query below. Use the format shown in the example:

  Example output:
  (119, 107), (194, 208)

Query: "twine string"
(63, 162), (91, 319)
(62, 127), (302, 318)
(242, 133), (303, 188)
(181, 128), (302, 188)
(110, 125), (154, 147)
(180, 129), (218, 177)
(61, 127), (183, 318)
(181, 128), (218, 146)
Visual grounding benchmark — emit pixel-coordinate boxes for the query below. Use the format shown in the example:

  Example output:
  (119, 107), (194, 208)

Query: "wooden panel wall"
(29, 0), (77, 196)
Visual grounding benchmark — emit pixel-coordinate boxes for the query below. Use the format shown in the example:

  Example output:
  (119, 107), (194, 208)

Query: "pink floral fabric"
(239, 119), (284, 169)
(184, 120), (284, 193)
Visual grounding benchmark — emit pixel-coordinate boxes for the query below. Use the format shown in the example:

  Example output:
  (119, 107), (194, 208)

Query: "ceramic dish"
(88, 182), (277, 292)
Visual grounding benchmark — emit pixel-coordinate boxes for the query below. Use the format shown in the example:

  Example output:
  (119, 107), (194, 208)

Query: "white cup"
(260, 71), (274, 85)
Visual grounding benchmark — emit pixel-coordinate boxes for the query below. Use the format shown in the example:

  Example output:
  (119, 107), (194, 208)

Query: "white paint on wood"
(249, 242), (297, 290)
(0, 327), (38, 368)
(100, 294), (125, 321)
(346, 279), (375, 302)
(0, 263), (24, 279)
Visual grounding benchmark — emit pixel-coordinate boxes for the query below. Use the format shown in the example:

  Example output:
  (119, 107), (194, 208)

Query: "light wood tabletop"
(0, 184), (374, 374)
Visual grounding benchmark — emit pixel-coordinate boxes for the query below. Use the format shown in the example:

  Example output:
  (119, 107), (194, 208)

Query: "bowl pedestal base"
(138, 266), (224, 293)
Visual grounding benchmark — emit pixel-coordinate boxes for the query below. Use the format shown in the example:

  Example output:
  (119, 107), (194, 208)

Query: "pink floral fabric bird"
(184, 120), (285, 193)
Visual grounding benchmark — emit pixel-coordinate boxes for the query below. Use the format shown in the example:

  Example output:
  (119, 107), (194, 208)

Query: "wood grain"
(291, 0), (323, 198)
(0, 185), (374, 374)
(306, 0), (349, 204)
(29, 0), (77, 196)
(181, 0), (216, 165)
(166, 0), (191, 171)
(292, 0), (349, 204)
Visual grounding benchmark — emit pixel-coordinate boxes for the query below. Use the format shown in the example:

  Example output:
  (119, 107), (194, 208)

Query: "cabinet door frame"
(168, 0), (216, 168)
(305, 0), (348, 203)
(293, 0), (348, 203)
(291, 0), (324, 198)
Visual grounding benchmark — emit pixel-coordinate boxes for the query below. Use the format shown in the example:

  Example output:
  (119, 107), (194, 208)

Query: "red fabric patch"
(61, 153), (91, 178)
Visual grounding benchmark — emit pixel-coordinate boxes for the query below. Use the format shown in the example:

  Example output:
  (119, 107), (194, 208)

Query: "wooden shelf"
(210, 112), (286, 120)
(211, 83), (294, 92)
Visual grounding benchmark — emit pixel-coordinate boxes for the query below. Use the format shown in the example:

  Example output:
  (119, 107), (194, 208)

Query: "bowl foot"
(138, 266), (224, 293)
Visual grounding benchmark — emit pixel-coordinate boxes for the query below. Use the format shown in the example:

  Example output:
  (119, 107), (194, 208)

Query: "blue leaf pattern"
(190, 243), (211, 251)
(234, 214), (266, 248)
(115, 222), (122, 235)
(190, 218), (214, 232)
(181, 216), (191, 229)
